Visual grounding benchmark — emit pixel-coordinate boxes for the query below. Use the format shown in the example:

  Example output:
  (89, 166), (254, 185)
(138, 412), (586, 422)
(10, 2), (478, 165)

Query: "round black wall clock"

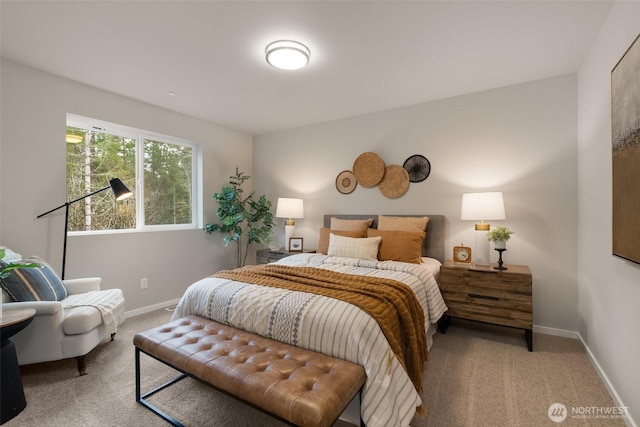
(403, 154), (431, 183)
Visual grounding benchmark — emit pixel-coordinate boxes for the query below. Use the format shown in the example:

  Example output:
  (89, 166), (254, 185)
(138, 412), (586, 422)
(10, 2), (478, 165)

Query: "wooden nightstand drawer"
(439, 260), (533, 350)
(440, 282), (532, 302)
(256, 249), (315, 264)
(443, 291), (532, 312)
(445, 301), (532, 329)
(256, 250), (287, 264)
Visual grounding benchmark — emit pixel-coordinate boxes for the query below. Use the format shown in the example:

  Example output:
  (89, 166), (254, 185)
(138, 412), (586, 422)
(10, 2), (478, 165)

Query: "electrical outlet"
(140, 278), (148, 290)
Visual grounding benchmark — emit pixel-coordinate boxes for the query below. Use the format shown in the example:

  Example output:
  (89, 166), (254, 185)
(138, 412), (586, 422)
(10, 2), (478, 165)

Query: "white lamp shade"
(460, 192), (506, 221)
(275, 198), (304, 219)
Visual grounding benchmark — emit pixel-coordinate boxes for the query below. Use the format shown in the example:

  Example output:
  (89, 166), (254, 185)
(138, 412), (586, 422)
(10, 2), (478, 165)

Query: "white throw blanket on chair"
(62, 289), (125, 335)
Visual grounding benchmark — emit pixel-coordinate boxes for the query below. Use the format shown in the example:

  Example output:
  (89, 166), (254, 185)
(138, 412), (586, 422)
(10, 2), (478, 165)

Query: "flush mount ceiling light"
(265, 40), (310, 70)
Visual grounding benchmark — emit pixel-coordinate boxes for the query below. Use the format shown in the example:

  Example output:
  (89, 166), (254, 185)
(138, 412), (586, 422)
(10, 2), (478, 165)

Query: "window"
(66, 114), (201, 232)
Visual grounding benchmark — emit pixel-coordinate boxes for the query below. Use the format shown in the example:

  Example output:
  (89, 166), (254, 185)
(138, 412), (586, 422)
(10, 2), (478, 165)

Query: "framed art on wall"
(612, 33), (640, 265)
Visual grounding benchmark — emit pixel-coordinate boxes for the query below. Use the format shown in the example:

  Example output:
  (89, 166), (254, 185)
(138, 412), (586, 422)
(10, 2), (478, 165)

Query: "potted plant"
(0, 248), (39, 280)
(1, 248), (40, 316)
(487, 226), (514, 250)
(205, 168), (275, 268)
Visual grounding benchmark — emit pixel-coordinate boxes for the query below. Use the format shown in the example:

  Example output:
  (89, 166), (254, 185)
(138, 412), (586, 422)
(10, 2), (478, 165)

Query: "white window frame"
(66, 113), (203, 234)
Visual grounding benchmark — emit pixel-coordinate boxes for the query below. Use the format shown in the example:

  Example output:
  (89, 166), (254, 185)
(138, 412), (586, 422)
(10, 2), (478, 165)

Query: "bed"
(173, 214), (447, 427)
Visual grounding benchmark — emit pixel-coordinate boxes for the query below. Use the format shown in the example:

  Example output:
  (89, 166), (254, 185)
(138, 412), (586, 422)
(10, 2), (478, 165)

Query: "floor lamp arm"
(36, 185), (110, 218)
(36, 185), (110, 279)
(36, 202), (68, 219)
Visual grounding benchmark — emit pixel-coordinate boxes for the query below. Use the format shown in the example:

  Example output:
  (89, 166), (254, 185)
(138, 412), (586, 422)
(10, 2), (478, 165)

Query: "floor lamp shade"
(461, 192), (506, 266)
(110, 178), (132, 200)
(275, 198), (304, 250)
(36, 178), (132, 279)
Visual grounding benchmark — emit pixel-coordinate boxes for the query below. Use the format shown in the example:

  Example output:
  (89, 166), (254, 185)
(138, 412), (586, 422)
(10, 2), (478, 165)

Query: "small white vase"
(493, 240), (507, 250)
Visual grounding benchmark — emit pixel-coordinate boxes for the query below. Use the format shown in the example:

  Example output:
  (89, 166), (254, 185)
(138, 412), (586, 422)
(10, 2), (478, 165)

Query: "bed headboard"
(323, 214), (446, 263)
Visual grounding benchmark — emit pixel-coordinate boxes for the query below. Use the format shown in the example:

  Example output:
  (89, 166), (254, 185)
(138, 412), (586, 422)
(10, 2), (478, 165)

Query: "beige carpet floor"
(5, 309), (625, 427)
(419, 320), (626, 427)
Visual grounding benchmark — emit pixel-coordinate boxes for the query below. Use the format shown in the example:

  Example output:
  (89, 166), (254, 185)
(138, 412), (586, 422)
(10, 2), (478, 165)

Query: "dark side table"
(1, 307), (36, 424)
(256, 248), (316, 264)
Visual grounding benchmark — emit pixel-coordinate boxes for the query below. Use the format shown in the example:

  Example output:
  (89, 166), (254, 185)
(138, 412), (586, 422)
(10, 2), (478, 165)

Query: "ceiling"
(1, 1), (613, 136)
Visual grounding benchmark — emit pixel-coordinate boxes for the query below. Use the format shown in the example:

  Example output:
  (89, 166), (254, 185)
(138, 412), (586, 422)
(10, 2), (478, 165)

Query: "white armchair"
(2, 272), (125, 376)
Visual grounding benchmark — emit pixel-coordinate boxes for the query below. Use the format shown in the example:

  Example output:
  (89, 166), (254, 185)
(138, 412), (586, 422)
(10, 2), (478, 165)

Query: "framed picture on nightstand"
(288, 237), (303, 252)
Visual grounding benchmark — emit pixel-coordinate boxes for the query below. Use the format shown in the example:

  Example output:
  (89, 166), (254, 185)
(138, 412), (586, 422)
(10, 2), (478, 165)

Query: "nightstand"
(256, 249), (314, 264)
(438, 260), (533, 351)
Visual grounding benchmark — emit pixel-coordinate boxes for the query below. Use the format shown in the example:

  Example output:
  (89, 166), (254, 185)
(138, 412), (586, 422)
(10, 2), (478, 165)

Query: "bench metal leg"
(135, 347), (188, 427)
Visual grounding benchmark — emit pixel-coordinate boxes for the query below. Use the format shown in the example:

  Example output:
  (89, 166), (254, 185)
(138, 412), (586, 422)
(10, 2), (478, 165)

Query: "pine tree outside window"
(66, 114), (201, 233)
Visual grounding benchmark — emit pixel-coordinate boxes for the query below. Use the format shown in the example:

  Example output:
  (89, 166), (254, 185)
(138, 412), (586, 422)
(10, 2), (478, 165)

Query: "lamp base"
(284, 225), (295, 251)
(473, 229), (490, 266)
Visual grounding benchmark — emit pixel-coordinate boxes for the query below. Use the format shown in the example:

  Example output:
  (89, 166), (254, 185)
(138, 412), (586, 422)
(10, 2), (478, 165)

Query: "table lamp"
(275, 198), (304, 251)
(461, 192), (505, 266)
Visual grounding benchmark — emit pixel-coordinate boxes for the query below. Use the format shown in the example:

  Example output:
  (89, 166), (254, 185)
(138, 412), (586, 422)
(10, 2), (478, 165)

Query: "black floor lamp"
(37, 178), (132, 279)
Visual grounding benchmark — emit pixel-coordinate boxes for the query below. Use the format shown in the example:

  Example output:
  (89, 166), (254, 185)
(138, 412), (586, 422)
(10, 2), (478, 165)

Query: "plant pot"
(493, 240), (507, 250)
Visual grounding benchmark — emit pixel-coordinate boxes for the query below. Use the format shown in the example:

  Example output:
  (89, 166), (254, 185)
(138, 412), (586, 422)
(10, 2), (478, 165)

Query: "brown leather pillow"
(317, 228), (367, 254)
(366, 228), (426, 264)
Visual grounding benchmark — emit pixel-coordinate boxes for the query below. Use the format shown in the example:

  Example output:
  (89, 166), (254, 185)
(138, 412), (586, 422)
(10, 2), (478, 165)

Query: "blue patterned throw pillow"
(0, 258), (68, 302)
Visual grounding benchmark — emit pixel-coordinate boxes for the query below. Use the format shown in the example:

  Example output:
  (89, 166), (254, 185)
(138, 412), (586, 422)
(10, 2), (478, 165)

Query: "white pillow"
(0, 246), (22, 262)
(327, 233), (381, 260)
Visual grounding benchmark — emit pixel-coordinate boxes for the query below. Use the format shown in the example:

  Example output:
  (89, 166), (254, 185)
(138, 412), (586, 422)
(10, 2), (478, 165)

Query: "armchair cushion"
(63, 306), (103, 335)
(62, 289), (125, 335)
(0, 258), (68, 302)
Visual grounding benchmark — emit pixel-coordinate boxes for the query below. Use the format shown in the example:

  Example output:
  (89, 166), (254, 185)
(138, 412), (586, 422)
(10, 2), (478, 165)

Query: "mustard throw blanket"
(214, 263), (427, 392)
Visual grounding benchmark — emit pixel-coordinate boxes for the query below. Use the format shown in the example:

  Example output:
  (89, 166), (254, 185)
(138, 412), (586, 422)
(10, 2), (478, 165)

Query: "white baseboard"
(533, 324), (635, 427)
(124, 298), (181, 318)
(576, 332), (637, 427)
(533, 324), (579, 339)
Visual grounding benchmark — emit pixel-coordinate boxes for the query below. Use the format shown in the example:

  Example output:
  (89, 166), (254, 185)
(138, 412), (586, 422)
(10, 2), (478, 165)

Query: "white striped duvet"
(173, 253), (447, 427)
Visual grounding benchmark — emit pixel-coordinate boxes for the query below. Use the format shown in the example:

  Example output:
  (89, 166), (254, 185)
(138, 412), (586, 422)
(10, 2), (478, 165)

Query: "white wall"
(255, 74), (579, 332)
(577, 1), (640, 424)
(0, 60), (253, 313)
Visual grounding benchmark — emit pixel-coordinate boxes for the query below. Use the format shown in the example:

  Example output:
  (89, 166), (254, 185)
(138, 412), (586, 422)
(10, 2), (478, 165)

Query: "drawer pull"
(468, 293), (499, 301)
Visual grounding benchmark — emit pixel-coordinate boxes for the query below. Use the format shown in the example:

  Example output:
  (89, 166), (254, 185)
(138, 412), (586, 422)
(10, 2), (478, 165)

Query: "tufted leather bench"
(134, 315), (366, 427)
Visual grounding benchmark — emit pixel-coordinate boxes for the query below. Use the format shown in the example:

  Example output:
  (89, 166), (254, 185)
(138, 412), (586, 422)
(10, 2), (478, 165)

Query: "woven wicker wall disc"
(378, 165), (410, 198)
(335, 170), (357, 194)
(352, 152), (385, 187)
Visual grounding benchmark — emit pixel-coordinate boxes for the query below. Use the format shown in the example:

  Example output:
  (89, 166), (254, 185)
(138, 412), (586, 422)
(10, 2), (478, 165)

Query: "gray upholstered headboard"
(323, 215), (446, 263)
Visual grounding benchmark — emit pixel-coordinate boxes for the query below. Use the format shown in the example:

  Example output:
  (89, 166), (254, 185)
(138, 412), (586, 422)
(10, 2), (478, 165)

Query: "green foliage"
(66, 125), (195, 231)
(66, 127), (136, 231)
(205, 168), (274, 267)
(0, 248), (40, 280)
(143, 139), (192, 226)
(487, 226), (515, 242)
